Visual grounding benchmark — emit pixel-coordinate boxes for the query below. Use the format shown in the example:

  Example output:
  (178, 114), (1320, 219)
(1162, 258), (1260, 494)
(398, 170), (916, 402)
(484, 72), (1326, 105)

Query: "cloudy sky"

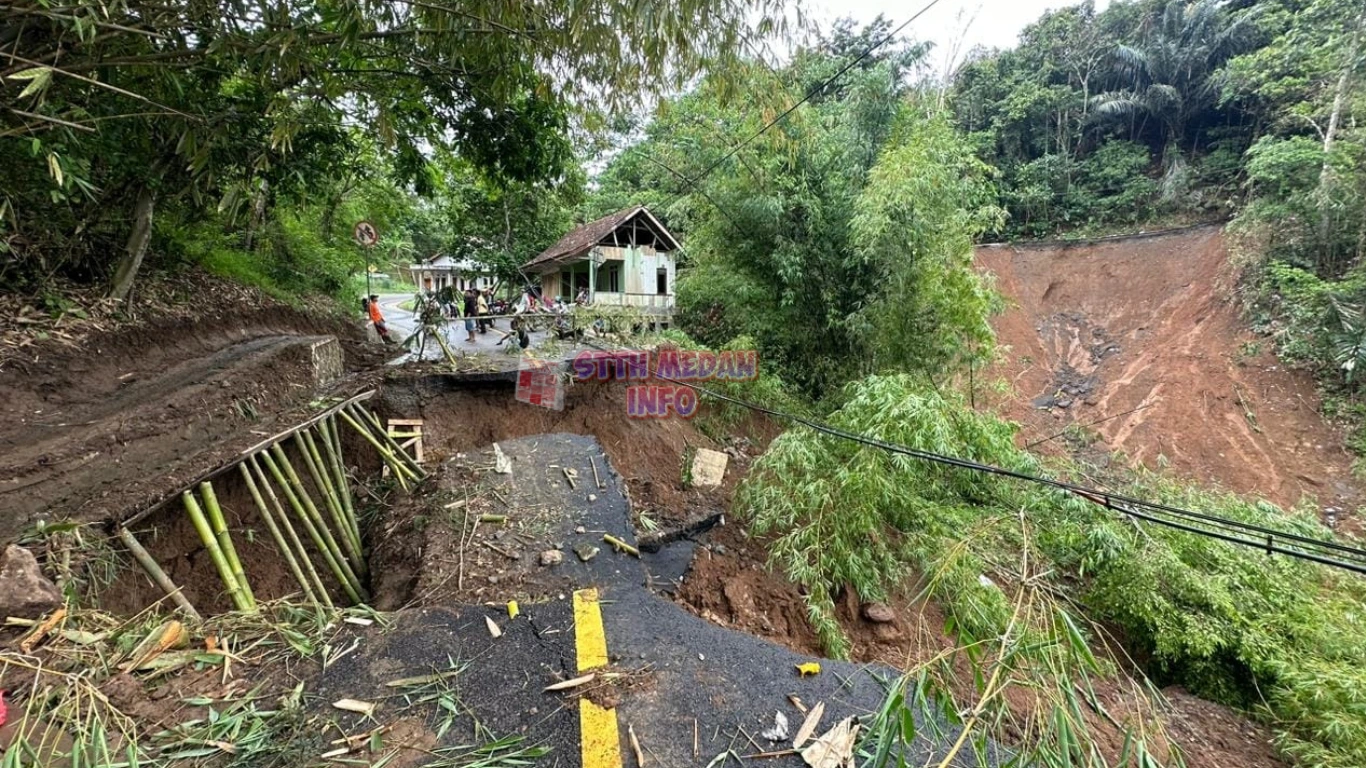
(803, 0), (1112, 73)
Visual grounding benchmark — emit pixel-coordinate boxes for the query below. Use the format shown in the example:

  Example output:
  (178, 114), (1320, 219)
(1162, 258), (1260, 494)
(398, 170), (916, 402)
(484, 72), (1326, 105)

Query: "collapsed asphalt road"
(315, 434), (993, 767)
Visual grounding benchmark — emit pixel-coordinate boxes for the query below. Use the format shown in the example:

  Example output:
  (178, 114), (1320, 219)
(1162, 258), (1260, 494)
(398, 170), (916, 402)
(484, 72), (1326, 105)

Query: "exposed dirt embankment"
(0, 286), (369, 545)
(979, 225), (1359, 516)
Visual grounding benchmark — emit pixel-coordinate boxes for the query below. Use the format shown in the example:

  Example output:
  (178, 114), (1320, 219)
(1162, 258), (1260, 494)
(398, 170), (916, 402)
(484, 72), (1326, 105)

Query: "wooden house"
(522, 206), (680, 312)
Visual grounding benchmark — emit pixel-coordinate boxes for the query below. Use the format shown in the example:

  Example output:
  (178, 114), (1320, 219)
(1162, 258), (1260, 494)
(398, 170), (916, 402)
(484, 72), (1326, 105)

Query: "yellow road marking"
(574, 588), (610, 671)
(573, 588), (622, 768)
(580, 698), (623, 768)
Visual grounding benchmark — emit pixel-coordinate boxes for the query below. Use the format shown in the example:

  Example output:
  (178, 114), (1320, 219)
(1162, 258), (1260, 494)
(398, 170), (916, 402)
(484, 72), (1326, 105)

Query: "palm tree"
(1090, 0), (1260, 194)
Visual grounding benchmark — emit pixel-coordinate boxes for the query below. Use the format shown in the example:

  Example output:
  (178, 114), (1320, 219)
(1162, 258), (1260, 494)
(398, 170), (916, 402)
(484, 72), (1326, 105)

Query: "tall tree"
(1091, 0), (1261, 185)
(0, 0), (789, 297)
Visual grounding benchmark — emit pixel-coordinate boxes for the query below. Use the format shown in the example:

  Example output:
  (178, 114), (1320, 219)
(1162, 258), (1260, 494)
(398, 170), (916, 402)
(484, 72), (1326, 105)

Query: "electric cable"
(574, 338), (1366, 574)
(657, 0), (945, 210)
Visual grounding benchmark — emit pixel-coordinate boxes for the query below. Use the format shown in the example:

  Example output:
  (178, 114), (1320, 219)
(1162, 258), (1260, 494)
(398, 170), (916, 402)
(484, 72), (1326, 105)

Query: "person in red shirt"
(367, 294), (390, 343)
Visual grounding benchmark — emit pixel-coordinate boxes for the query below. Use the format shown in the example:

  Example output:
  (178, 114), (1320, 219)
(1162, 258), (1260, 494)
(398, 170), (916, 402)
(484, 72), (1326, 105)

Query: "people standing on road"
(476, 289), (490, 334)
(462, 288), (478, 343)
(367, 294), (391, 344)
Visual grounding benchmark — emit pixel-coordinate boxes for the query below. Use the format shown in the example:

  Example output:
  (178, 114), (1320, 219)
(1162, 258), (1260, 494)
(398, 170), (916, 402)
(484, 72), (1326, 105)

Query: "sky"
(804, 0), (1113, 75)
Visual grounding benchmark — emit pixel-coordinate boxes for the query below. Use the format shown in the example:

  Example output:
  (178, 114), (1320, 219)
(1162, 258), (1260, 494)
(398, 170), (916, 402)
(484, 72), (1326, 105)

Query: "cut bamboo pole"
(354, 403), (423, 477)
(115, 527), (201, 621)
(264, 446), (366, 604)
(199, 481), (257, 611)
(297, 430), (365, 575)
(338, 408), (417, 487)
(181, 490), (249, 612)
(319, 416), (362, 551)
(238, 390), (376, 457)
(248, 455), (334, 609)
(306, 426), (363, 565)
(350, 404), (425, 479)
(239, 462), (322, 608)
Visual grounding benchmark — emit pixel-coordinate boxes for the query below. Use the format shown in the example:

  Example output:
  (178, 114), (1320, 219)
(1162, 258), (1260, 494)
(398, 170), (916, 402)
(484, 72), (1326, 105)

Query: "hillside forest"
(4, 0), (1366, 765)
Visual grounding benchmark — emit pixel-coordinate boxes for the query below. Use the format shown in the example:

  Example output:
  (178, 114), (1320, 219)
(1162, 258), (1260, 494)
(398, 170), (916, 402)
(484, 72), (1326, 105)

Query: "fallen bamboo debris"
(629, 724), (646, 767)
(792, 701), (825, 749)
(116, 527), (201, 621)
(604, 534), (640, 557)
(332, 698), (378, 717)
(544, 673), (596, 692)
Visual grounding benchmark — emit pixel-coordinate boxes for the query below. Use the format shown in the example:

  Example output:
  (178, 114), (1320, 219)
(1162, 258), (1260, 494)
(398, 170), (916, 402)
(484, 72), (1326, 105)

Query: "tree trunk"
(1318, 6), (1366, 250)
(110, 186), (156, 302)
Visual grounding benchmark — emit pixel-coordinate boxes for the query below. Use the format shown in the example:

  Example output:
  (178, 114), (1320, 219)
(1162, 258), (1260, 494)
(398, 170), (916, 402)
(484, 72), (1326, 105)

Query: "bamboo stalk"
(434, 331), (462, 370)
(115, 527), (202, 621)
(310, 424), (363, 562)
(239, 462), (322, 608)
(248, 455), (334, 609)
(238, 389), (376, 457)
(297, 430), (365, 575)
(354, 403), (420, 471)
(338, 408), (417, 487)
(181, 490), (249, 612)
(318, 416), (360, 546)
(199, 481), (257, 611)
(350, 404), (425, 479)
(264, 445), (367, 603)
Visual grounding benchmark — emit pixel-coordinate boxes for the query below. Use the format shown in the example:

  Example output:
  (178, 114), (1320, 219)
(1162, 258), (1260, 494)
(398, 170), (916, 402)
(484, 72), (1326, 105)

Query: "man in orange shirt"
(367, 294), (391, 343)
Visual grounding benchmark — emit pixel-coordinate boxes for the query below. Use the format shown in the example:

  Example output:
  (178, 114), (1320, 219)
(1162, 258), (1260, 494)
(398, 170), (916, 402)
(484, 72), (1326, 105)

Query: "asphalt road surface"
(314, 434), (999, 767)
(373, 292), (557, 361)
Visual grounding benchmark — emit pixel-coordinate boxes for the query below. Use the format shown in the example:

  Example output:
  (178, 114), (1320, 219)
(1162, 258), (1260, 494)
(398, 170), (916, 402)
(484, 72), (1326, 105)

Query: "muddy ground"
(978, 225), (1361, 529)
(0, 273), (375, 545)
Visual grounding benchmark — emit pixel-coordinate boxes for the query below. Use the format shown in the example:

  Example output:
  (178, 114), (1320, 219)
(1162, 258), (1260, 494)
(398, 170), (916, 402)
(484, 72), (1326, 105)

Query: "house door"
(656, 268), (668, 295)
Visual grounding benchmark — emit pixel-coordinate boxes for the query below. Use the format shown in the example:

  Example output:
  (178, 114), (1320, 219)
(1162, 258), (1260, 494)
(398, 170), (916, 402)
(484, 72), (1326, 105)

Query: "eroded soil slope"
(0, 285), (367, 544)
(979, 225), (1358, 517)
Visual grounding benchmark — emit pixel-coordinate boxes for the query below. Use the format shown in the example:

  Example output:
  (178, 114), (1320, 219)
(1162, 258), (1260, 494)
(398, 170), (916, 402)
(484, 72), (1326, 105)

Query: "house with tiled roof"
(407, 254), (497, 294)
(522, 205), (680, 312)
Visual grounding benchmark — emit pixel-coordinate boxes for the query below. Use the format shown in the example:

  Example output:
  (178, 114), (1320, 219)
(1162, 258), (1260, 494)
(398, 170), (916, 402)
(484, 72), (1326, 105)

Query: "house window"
(597, 264), (621, 293)
(656, 268), (668, 295)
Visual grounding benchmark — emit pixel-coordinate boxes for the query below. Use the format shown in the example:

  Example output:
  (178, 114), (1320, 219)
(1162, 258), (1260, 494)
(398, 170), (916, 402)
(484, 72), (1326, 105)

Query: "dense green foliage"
(594, 27), (1001, 397)
(1227, 0), (1366, 399)
(742, 374), (1366, 766)
(952, 0), (1258, 238)
(0, 0), (789, 298)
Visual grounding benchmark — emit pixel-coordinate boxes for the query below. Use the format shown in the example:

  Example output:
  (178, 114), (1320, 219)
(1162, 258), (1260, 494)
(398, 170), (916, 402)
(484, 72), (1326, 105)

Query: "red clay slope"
(978, 224), (1359, 520)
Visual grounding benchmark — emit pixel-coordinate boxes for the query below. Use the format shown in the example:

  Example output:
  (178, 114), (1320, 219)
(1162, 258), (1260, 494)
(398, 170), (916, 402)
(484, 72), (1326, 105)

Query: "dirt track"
(0, 312), (359, 544)
(979, 225), (1360, 517)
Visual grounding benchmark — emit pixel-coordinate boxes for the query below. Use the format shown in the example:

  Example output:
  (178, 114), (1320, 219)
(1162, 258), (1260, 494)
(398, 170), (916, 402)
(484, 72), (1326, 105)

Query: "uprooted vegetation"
(738, 373), (1366, 767)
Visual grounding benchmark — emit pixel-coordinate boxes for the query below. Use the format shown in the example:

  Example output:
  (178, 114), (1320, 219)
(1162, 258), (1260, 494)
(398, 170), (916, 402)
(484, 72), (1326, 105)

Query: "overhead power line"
(580, 339), (1366, 575)
(659, 0), (946, 209)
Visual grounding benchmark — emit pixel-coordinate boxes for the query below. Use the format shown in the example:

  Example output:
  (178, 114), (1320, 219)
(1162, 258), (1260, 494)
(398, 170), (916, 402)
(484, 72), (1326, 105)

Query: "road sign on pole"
(353, 221), (378, 248)
(354, 221), (378, 296)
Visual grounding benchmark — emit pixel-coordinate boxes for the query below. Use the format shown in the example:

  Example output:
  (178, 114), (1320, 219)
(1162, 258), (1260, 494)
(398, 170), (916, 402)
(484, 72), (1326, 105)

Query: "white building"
(408, 255), (497, 293)
(522, 206), (680, 313)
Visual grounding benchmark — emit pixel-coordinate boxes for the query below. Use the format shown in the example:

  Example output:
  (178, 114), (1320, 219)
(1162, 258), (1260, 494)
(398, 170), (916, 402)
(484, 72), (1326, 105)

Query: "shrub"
(741, 373), (1366, 765)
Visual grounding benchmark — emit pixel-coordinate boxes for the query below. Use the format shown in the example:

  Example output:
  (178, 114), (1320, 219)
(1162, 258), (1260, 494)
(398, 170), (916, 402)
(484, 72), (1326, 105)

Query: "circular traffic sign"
(353, 221), (378, 248)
